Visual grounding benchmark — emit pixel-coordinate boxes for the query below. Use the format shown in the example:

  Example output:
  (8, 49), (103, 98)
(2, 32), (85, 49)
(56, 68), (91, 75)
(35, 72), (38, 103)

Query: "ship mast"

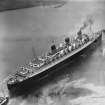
(30, 38), (36, 58)
(31, 44), (37, 60)
(89, 24), (93, 34)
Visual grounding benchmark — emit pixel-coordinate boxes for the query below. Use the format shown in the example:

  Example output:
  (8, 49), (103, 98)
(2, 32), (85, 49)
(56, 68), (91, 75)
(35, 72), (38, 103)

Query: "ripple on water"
(5, 78), (105, 105)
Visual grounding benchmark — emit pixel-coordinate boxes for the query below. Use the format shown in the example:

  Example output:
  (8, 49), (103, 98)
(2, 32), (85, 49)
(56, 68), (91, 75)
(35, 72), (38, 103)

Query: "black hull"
(8, 34), (102, 96)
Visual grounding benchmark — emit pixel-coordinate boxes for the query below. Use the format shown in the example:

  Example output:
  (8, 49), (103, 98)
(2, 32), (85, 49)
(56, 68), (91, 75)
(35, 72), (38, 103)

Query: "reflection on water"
(8, 78), (105, 105)
(0, 1), (105, 105)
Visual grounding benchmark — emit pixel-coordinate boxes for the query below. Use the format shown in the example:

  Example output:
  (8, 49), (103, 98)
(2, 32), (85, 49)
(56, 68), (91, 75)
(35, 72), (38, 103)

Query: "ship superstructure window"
(28, 57), (45, 68)
(16, 67), (29, 77)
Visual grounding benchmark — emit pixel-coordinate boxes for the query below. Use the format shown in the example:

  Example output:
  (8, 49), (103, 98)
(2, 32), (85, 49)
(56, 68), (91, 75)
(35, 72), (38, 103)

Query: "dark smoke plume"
(80, 16), (94, 31)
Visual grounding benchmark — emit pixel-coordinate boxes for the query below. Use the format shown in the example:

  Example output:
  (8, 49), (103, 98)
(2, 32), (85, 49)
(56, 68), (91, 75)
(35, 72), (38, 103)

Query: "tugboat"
(0, 97), (9, 105)
(0, 85), (9, 105)
(6, 27), (103, 94)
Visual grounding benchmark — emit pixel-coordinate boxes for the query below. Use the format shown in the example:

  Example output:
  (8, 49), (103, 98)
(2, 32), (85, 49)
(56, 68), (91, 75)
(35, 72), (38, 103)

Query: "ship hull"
(7, 33), (102, 96)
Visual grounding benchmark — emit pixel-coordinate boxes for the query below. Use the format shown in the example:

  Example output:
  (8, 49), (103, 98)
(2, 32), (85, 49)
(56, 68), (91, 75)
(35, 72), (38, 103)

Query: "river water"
(0, 1), (105, 105)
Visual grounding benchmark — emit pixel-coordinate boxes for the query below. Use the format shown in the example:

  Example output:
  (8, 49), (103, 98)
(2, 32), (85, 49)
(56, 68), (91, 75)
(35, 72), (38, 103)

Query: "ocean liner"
(7, 28), (103, 93)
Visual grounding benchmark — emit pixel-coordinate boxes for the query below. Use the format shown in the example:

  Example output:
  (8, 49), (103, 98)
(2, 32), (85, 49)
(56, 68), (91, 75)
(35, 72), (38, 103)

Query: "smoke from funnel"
(80, 16), (94, 32)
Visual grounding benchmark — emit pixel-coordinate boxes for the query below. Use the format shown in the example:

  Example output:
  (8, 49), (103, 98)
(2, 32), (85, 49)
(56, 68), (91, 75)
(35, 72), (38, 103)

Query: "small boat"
(0, 97), (9, 105)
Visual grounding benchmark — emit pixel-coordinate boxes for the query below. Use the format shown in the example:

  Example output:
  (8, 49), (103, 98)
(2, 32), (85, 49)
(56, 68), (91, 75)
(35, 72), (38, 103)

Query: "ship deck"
(27, 34), (99, 79)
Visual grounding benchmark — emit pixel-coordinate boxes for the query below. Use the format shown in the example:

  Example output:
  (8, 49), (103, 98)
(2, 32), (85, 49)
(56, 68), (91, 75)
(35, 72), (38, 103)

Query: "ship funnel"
(77, 29), (82, 36)
(51, 44), (56, 53)
(101, 29), (105, 33)
(65, 37), (70, 45)
(98, 29), (105, 36)
(77, 29), (82, 40)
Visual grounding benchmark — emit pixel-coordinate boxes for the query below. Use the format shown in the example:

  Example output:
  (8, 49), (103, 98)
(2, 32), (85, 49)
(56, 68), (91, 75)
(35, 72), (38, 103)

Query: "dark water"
(0, 1), (105, 105)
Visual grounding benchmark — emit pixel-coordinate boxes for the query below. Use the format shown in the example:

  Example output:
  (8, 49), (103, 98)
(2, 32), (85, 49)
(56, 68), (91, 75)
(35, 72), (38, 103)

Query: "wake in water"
(8, 77), (105, 105)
